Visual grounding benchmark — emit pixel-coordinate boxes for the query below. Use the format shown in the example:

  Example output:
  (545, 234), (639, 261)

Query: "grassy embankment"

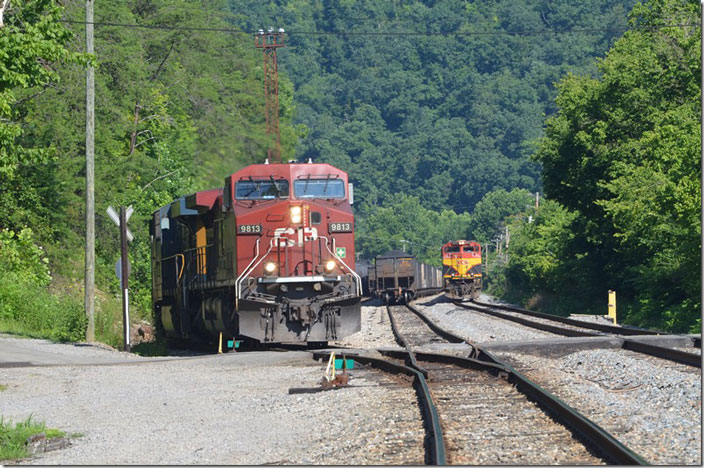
(0, 272), (125, 347)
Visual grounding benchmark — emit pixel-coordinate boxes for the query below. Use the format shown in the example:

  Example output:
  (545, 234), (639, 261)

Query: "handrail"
(320, 235), (363, 296)
(235, 238), (261, 308)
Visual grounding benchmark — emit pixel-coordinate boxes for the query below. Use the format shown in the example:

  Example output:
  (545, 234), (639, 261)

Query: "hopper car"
(367, 250), (442, 303)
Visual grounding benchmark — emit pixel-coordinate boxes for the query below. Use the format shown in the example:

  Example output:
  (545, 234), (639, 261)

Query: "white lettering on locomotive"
(273, 227), (318, 247)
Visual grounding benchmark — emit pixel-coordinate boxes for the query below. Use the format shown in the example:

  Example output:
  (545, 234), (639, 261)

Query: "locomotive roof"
(443, 240), (480, 246)
(230, 161), (348, 181)
(377, 250), (415, 259)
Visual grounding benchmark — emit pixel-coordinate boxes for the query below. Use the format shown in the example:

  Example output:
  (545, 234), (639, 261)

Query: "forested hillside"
(228, 0), (636, 217)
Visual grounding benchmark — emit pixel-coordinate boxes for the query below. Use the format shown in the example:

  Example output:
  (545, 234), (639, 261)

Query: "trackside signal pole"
(120, 207), (130, 352)
(107, 205), (134, 352)
(254, 27), (285, 163)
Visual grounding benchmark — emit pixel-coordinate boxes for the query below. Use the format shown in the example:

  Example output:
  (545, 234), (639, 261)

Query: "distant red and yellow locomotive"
(150, 161), (362, 345)
(442, 240), (482, 300)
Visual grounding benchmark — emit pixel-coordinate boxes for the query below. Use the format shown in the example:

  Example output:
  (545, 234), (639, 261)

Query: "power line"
(57, 19), (698, 37)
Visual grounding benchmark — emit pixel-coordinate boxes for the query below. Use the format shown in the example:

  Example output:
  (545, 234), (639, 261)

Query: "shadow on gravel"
(361, 297), (383, 307)
(416, 294), (453, 307)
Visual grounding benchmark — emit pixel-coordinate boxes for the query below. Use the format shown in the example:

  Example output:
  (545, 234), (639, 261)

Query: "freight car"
(442, 240), (482, 300)
(367, 250), (442, 303)
(150, 160), (362, 345)
(355, 259), (372, 296)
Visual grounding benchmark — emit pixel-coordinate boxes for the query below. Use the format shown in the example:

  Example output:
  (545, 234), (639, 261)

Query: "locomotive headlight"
(264, 262), (277, 274)
(290, 206), (302, 224)
(325, 260), (336, 272)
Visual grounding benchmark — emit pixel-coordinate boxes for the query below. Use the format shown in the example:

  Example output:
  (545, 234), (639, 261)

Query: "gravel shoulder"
(495, 349), (701, 465)
(0, 335), (421, 465)
(332, 303), (398, 349)
(413, 295), (554, 342)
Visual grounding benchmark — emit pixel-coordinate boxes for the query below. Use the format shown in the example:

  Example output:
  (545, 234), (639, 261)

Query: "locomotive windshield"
(445, 246), (461, 253)
(294, 178), (345, 199)
(236, 178), (289, 199)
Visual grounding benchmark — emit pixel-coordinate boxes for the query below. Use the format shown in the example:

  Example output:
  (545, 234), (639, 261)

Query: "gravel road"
(1, 336), (422, 465)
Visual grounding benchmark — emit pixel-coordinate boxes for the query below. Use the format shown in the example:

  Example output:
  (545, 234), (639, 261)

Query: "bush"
(0, 228), (51, 286)
(0, 273), (85, 342)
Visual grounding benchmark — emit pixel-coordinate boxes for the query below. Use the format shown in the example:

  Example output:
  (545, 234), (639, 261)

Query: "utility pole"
(535, 192), (540, 209)
(699, 0), (704, 318)
(484, 245), (489, 277)
(254, 27), (285, 163)
(84, 0), (95, 342)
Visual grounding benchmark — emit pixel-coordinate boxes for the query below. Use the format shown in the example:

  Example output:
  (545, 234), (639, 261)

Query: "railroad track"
(454, 300), (701, 368)
(314, 303), (647, 464)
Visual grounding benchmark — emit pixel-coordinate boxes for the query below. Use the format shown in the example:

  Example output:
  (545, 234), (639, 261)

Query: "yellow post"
(608, 290), (617, 324)
(218, 332), (223, 354)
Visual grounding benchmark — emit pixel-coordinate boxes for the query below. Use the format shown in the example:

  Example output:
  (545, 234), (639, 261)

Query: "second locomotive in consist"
(367, 250), (442, 303)
(442, 240), (483, 300)
(150, 160), (362, 345)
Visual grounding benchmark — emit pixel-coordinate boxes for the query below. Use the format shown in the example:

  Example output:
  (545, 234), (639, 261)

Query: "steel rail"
(474, 348), (649, 465)
(383, 305), (446, 464)
(312, 351), (447, 465)
(383, 302), (648, 464)
(456, 301), (601, 338)
(386, 305), (428, 375)
(472, 299), (663, 336)
(621, 340), (702, 368)
(458, 301), (701, 368)
(375, 348), (647, 465)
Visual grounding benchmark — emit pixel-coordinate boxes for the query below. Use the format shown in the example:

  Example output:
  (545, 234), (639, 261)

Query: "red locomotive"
(150, 160), (362, 345)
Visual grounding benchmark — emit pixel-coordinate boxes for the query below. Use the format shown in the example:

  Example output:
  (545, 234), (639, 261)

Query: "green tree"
(534, 0), (700, 331)
(357, 194), (471, 266)
(469, 188), (535, 242)
(0, 0), (87, 237)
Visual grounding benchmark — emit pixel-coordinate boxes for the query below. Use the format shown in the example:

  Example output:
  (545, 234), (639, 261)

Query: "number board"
(237, 224), (262, 235)
(329, 222), (353, 233)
